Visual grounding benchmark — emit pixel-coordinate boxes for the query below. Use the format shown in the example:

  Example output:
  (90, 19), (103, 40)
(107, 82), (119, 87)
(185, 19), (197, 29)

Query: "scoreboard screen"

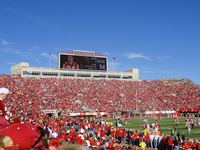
(59, 54), (107, 71)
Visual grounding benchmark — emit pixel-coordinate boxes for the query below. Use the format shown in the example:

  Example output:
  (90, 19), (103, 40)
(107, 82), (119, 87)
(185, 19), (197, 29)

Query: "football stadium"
(0, 50), (199, 150)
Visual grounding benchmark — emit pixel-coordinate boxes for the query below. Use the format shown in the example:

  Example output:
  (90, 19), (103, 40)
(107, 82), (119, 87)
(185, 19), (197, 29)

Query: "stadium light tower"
(49, 52), (51, 68)
(111, 56), (116, 71)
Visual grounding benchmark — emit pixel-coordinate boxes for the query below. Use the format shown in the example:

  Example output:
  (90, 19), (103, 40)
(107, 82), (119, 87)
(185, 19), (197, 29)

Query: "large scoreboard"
(59, 50), (108, 71)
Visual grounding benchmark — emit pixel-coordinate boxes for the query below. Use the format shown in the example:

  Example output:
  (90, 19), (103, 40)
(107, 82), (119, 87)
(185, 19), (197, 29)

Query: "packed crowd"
(0, 74), (200, 149)
(0, 74), (200, 116)
(1, 112), (200, 149)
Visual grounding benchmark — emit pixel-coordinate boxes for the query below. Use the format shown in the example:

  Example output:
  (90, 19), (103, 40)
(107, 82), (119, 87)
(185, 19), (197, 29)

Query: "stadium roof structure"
(11, 50), (139, 80)
(59, 49), (108, 57)
(11, 62), (139, 80)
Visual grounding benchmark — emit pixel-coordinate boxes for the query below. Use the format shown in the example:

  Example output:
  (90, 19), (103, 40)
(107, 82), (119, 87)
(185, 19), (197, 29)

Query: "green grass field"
(112, 117), (200, 140)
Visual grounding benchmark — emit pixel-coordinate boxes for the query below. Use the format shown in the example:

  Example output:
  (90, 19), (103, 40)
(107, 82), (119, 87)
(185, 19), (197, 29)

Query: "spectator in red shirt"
(0, 87), (10, 129)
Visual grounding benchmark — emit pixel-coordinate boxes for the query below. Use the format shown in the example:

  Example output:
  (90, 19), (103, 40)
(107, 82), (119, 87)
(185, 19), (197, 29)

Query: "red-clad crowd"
(1, 114), (200, 150)
(0, 74), (200, 115)
(0, 74), (200, 149)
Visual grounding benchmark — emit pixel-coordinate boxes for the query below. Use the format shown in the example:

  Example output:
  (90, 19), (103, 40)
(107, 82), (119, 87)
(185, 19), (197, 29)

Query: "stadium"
(0, 50), (200, 150)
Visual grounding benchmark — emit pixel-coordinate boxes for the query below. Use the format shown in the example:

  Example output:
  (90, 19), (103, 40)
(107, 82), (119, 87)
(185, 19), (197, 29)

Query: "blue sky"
(0, 0), (200, 84)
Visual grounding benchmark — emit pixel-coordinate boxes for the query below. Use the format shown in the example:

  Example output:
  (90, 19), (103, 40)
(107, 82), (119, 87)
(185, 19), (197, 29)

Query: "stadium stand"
(0, 74), (200, 149)
(0, 74), (200, 116)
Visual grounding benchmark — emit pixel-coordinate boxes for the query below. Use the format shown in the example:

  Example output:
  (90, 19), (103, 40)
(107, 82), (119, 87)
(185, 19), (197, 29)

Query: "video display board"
(59, 54), (107, 71)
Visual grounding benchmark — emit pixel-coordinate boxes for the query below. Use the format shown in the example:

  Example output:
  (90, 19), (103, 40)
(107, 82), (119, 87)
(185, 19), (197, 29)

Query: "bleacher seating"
(0, 74), (199, 117)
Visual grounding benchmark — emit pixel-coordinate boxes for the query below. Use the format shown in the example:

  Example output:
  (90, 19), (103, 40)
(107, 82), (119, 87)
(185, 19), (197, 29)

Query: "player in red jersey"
(63, 55), (79, 69)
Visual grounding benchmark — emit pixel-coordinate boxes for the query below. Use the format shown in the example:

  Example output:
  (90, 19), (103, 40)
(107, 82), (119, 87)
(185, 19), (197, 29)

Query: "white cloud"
(6, 62), (16, 65)
(41, 52), (57, 61)
(125, 53), (150, 60)
(0, 39), (13, 46)
(0, 47), (22, 55)
(51, 54), (57, 61)
(0, 39), (17, 54)
(1, 39), (9, 45)
(41, 52), (49, 58)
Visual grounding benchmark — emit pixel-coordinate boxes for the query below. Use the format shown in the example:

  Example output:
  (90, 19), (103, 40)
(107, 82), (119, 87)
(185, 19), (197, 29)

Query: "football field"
(114, 117), (200, 140)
